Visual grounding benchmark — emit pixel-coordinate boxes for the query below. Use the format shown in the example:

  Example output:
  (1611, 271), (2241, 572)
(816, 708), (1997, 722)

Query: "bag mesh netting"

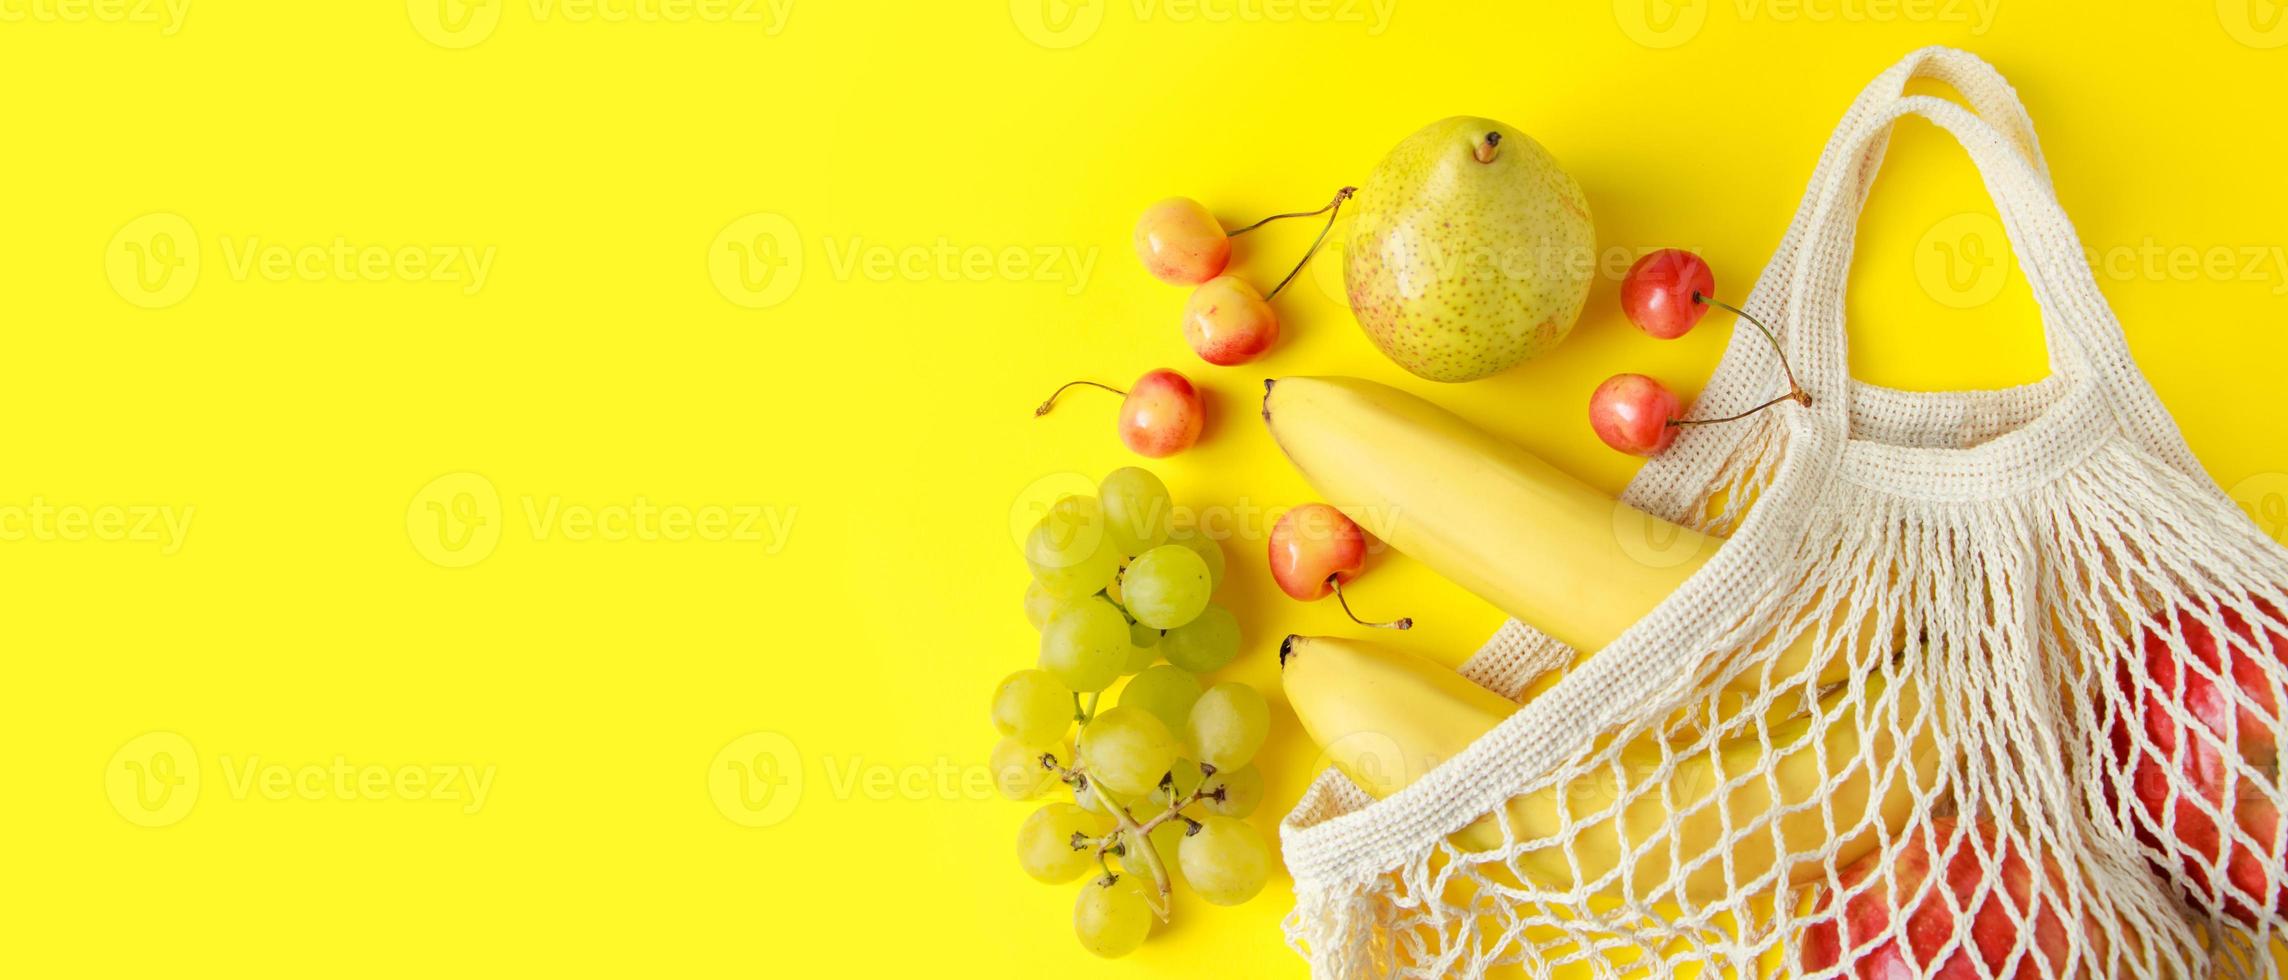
(1279, 47), (2288, 978)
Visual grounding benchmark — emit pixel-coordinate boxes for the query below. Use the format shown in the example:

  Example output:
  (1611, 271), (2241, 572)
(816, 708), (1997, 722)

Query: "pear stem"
(1035, 380), (1126, 417)
(1474, 131), (1503, 164)
(1263, 187), (1355, 301)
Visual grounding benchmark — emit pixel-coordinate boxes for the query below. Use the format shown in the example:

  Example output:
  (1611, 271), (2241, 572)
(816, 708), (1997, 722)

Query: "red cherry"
(1133, 198), (1230, 286)
(1621, 248), (1715, 340)
(1268, 503), (1409, 629)
(1803, 818), (2082, 977)
(1269, 503), (1364, 601)
(2107, 599), (2288, 925)
(1118, 369), (1204, 458)
(1588, 374), (1680, 457)
(1034, 369), (1205, 458)
(1183, 275), (1279, 366)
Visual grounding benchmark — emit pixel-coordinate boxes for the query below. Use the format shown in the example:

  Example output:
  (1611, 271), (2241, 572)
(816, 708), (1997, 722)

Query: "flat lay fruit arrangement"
(1000, 111), (2288, 971)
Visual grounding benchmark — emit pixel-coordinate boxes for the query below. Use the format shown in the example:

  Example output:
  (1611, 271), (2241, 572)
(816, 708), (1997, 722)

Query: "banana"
(1262, 375), (1855, 695)
(1282, 635), (1941, 905)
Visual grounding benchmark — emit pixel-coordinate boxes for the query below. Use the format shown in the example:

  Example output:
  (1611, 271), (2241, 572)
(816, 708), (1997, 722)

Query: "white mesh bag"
(1279, 46), (2288, 978)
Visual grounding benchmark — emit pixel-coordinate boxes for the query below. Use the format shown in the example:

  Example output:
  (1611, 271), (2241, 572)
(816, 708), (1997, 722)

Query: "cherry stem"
(1669, 392), (1804, 428)
(1330, 577), (1411, 630)
(1262, 187), (1356, 301)
(1225, 186), (1355, 238)
(1694, 292), (1811, 407)
(1035, 380), (1126, 416)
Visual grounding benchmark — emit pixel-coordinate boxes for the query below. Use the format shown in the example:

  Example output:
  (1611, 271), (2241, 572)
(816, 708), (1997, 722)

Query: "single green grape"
(1121, 544), (1212, 630)
(992, 669), (1073, 745)
(1026, 496), (1120, 600)
(1178, 815), (1272, 906)
(1099, 466), (1173, 556)
(1166, 525), (1226, 589)
(1186, 682), (1269, 769)
(1119, 665), (1200, 735)
(1121, 643), (1157, 675)
(1199, 763), (1263, 818)
(1127, 618), (1161, 649)
(1079, 705), (1180, 797)
(1018, 803), (1112, 884)
(1039, 597), (1130, 693)
(1023, 580), (1064, 631)
(1121, 619), (1159, 674)
(1073, 874), (1152, 958)
(1161, 603), (1240, 674)
(1115, 821), (1189, 884)
(991, 735), (1066, 801)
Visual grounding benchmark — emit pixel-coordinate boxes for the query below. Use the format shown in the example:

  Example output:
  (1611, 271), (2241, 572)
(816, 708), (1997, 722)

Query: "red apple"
(1117, 368), (1205, 458)
(2108, 599), (2288, 925)
(1803, 818), (2081, 977)
(1620, 248), (1715, 340)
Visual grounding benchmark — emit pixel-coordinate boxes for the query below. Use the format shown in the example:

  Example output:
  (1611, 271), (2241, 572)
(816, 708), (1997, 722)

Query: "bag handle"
(1620, 47), (2059, 518)
(1782, 94), (2130, 426)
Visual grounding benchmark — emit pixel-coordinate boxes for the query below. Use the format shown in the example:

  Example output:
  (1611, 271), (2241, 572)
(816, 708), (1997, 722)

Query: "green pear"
(1345, 117), (1595, 382)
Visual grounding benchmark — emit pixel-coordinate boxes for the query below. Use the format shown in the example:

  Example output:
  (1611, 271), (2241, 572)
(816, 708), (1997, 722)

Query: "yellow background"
(6, 1), (2287, 975)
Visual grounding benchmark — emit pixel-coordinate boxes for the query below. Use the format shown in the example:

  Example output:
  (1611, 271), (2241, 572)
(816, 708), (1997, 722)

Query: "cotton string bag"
(1279, 46), (2288, 978)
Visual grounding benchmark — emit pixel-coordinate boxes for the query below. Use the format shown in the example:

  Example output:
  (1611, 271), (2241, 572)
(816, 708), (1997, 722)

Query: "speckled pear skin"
(1345, 117), (1596, 383)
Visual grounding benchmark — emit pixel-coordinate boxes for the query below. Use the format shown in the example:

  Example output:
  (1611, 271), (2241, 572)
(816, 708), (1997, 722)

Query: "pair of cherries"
(1590, 249), (1810, 457)
(1034, 191), (1351, 458)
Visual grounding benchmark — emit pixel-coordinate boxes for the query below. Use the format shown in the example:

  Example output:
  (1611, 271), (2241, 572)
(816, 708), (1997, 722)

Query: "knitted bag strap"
(1621, 46), (2056, 522)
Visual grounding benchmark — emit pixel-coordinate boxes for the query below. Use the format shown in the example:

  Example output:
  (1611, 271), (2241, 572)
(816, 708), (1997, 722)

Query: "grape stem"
(1087, 780), (1174, 920)
(1041, 753), (1087, 789)
(1132, 782), (1217, 837)
(1035, 380), (1125, 417)
(1330, 577), (1412, 630)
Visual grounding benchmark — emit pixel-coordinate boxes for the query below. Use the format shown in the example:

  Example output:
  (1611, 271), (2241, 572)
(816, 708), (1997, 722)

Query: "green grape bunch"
(990, 466), (1275, 957)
